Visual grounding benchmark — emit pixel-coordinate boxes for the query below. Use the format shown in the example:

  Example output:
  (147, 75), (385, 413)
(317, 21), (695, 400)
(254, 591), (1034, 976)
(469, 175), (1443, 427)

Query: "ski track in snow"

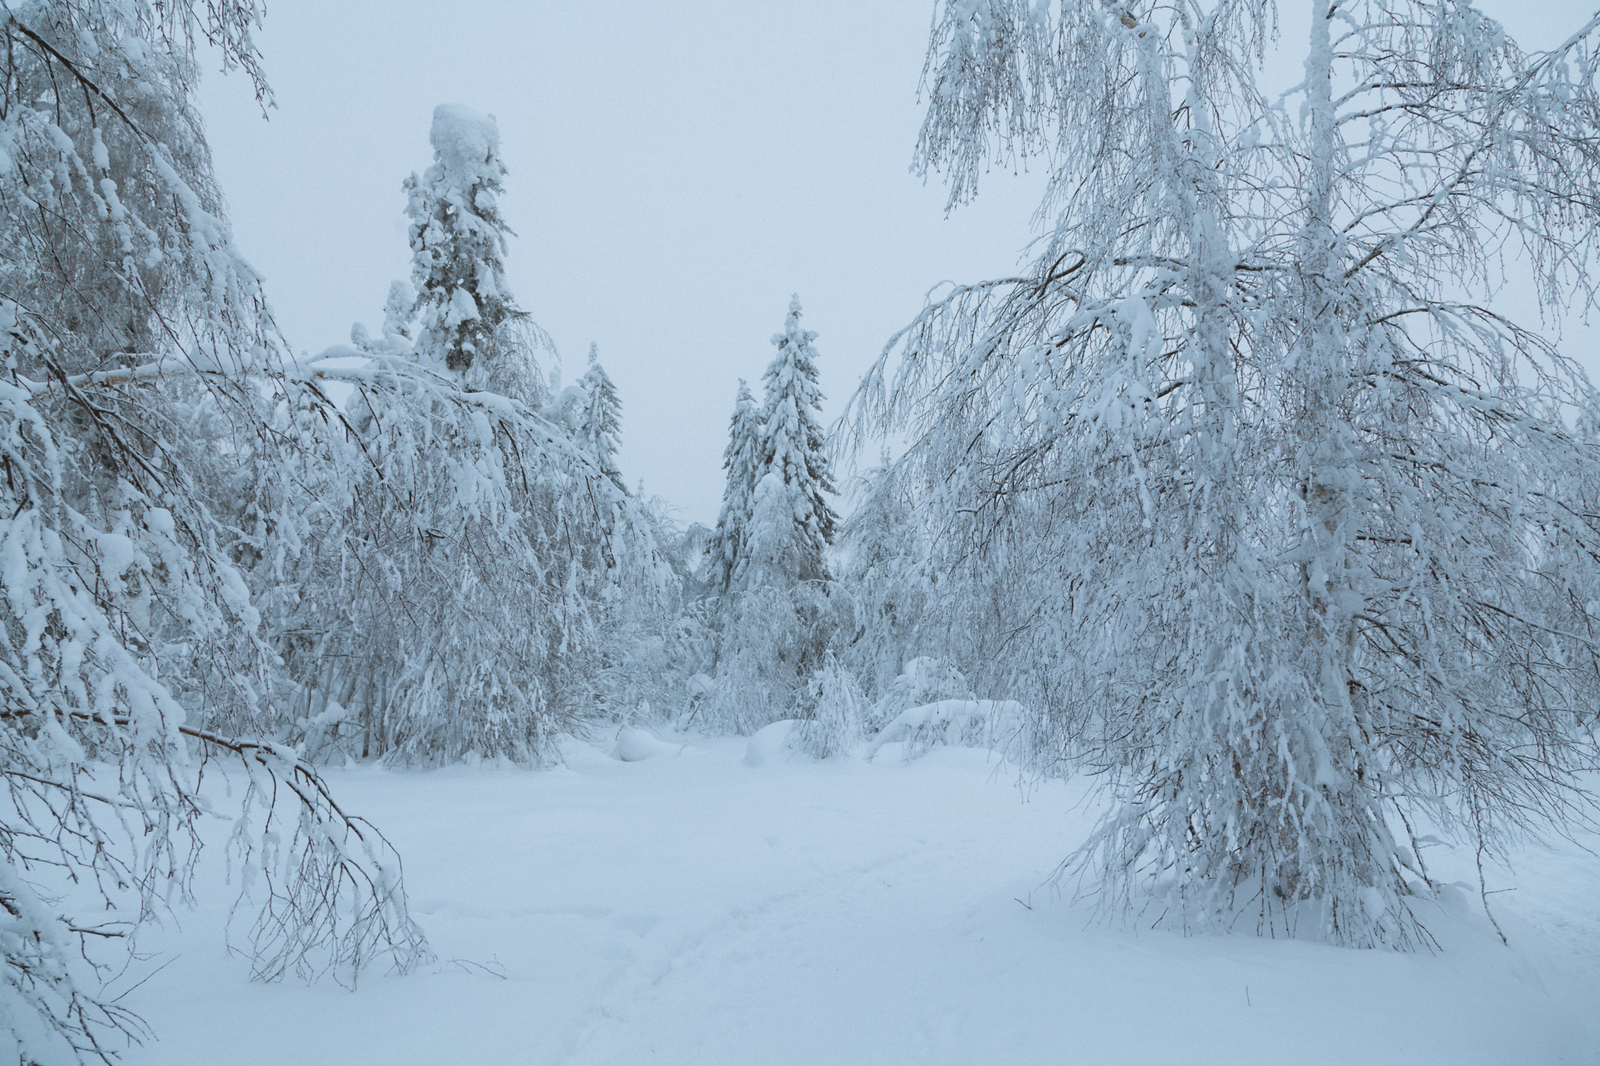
(118, 733), (1599, 1066)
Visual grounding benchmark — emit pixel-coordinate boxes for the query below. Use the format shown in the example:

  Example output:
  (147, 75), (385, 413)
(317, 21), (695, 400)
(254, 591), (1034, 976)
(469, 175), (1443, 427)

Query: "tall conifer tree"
(708, 379), (763, 590)
(742, 295), (837, 586)
(577, 343), (624, 489)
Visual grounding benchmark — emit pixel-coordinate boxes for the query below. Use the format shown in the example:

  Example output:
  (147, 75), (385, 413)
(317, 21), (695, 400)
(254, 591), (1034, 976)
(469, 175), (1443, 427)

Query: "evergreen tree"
(404, 104), (517, 374)
(706, 300), (844, 732)
(707, 379), (763, 591)
(382, 279), (417, 345)
(577, 343), (624, 488)
(741, 295), (837, 587)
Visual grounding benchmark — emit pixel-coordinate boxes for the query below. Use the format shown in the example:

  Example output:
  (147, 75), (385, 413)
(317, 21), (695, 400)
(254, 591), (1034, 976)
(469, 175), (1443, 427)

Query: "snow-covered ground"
(122, 732), (1599, 1065)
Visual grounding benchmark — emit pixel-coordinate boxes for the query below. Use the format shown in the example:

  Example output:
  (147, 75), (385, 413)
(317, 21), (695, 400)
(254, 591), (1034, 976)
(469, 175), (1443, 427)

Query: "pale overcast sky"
(199, 1), (1599, 526)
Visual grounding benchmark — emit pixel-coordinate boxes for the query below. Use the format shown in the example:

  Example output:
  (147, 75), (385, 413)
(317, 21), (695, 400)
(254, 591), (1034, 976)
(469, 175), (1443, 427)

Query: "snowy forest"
(2, 0), (1598, 1063)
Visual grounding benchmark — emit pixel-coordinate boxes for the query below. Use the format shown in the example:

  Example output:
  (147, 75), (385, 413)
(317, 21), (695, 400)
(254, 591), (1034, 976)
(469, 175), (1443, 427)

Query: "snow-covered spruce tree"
(404, 103), (517, 375)
(708, 299), (844, 733)
(740, 295), (838, 589)
(577, 343), (624, 489)
(848, 0), (1600, 946)
(0, 1), (428, 1057)
(706, 379), (763, 592)
(382, 279), (418, 346)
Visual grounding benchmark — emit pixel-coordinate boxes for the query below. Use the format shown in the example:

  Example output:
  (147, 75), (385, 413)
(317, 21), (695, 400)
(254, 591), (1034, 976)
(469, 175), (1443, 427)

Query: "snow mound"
(555, 734), (619, 773)
(429, 103), (499, 187)
(867, 699), (1027, 761)
(868, 656), (971, 731)
(612, 728), (681, 762)
(742, 720), (802, 767)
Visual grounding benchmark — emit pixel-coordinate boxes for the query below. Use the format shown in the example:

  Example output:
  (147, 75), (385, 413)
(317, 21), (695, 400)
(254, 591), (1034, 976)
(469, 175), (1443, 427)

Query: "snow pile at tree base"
(742, 720), (802, 766)
(611, 728), (682, 762)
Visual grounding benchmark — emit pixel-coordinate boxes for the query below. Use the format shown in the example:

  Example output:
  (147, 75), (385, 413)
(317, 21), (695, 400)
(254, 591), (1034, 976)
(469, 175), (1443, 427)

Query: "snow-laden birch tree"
(849, 0), (1600, 946)
(0, 1), (430, 1058)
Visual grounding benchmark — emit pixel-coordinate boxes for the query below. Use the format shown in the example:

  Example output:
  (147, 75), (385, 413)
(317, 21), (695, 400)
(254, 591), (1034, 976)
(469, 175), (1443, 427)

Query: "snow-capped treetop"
(405, 104), (518, 374)
(429, 103), (503, 191)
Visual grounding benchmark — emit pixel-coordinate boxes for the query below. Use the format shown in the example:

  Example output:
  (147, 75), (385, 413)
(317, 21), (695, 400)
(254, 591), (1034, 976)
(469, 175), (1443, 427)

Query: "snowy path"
(123, 735), (1599, 1065)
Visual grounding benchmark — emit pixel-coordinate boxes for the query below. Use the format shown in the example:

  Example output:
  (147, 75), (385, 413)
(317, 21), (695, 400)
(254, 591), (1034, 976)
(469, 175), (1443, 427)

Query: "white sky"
(198, 0), (1599, 527)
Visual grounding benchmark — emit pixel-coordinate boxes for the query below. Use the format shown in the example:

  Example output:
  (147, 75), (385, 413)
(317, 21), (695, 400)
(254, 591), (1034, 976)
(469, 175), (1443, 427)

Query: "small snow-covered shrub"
(867, 657), (971, 733)
(867, 699), (1027, 762)
(796, 653), (865, 758)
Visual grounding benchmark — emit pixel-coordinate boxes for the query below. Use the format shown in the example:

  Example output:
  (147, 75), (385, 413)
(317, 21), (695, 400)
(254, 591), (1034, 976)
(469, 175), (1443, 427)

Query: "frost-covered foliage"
(852, 660), (1023, 765)
(255, 112), (678, 765)
(848, 0), (1600, 946)
(703, 585), (816, 733)
(404, 104), (516, 374)
(834, 463), (937, 702)
(584, 494), (712, 723)
(382, 280), (417, 344)
(0, 1), (430, 1058)
(669, 521), (714, 586)
(264, 358), (627, 764)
